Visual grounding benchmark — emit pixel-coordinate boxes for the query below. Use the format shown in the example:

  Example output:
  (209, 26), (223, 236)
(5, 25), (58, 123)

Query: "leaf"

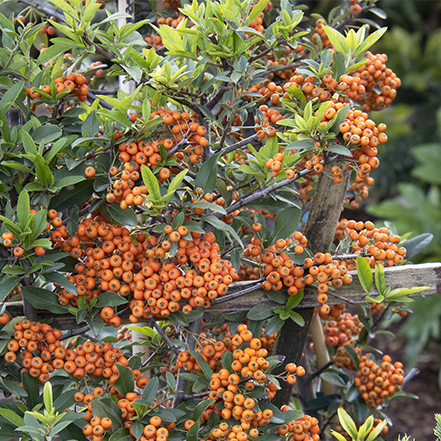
(141, 377), (159, 403)
(264, 315), (285, 335)
(168, 169), (188, 195)
(366, 419), (388, 441)
(320, 371), (347, 387)
(0, 277), (21, 302)
(114, 364), (135, 397)
(343, 345), (360, 370)
(403, 233), (433, 260)
(43, 381), (53, 413)
(192, 399), (215, 422)
(141, 165), (161, 202)
(21, 286), (68, 314)
(0, 409), (25, 427)
(187, 420), (200, 441)
(356, 256), (372, 294)
(331, 430), (348, 441)
(374, 263), (386, 295)
(190, 350), (212, 380)
(258, 403), (284, 424)
(247, 304), (274, 321)
(109, 428), (133, 441)
(16, 190), (30, 229)
(94, 292), (128, 308)
(337, 408), (358, 440)
(107, 205), (138, 227)
(386, 286), (429, 299)
(327, 144), (352, 156)
(289, 311), (305, 326)
(0, 80), (24, 114)
(246, 0), (270, 25)
(22, 372), (40, 410)
(204, 215), (244, 248)
(321, 26), (350, 54)
(354, 27), (387, 58)
(269, 206), (301, 245)
(166, 371), (176, 390)
(265, 290), (288, 304)
(53, 389), (76, 413)
(44, 271), (77, 296)
(286, 291), (304, 310)
(194, 152), (222, 193)
(191, 202), (227, 215)
(49, 179), (94, 211)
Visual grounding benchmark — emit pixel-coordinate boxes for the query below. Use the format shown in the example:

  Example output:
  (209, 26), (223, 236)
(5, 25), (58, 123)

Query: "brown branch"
(18, 0), (65, 21)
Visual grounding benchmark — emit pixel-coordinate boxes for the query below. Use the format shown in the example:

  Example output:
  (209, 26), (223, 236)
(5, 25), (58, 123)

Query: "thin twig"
(212, 280), (264, 304)
(308, 359), (334, 380)
(150, 319), (180, 355)
(216, 133), (258, 156)
(60, 324), (90, 341)
(181, 391), (211, 401)
(18, 0), (65, 21)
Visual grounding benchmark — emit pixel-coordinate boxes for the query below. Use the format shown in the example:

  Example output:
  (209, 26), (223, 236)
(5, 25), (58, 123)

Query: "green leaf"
(107, 205), (138, 227)
(320, 371), (347, 387)
(166, 370), (176, 390)
(34, 155), (54, 187)
(43, 381), (53, 413)
(192, 399), (215, 422)
(247, 304), (274, 321)
(204, 215), (244, 248)
(194, 152), (222, 193)
(0, 80), (24, 114)
(114, 364), (135, 398)
(327, 144), (352, 156)
(258, 403), (284, 424)
(331, 430), (348, 441)
(356, 256), (372, 294)
(109, 428), (133, 441)
(168, 169), (188, 195)
(187, 420), (200, 441)
(343, 345), (360, 370)
(33, 125), (62, 144)
(286, 291), (304, 310)
(141, 377), (159, 403)
(190, 350), (212, 380)
(337, 408), (358, 440)
(264, 315), (285, 335)
(365, 419), (388, 441)
(49, 179), (94, 211)
(94, 292), (128, 308)
(141, 165), (161, 202)
(246, 0), (270, 25)
(21, 286), (68, 314)
(386, 286), (430, 299)
(403, 233), (433, 260)
(54, 175), (85, 189)
(357, 415), (373, 440)
(191, 202), (227, 216)
(321, 26), (350, 54)
(0, 277), (21, 302)
(289, 311), (305, 326)
(44, 272), (77, 297)
(0, 408), (25, 427)
(354, 27), (387, 58)
(265, 290), (288, 304)
(53, 389), (76, 413)
(270, 206), (301, 245)
(374, 263), (386, 295)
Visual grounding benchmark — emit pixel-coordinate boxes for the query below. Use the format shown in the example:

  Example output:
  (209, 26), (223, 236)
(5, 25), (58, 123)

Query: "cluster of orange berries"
(163, 325), (278, 377)
(353, 52), (401, 112)
(105, 159), (149, 209)
(276, 411), (320, 441)
(4, 320), (142, 388)
(334, 219), (407, 267)
(81, 413), (113, 441)
(312, 19), (331, 48)
(354, 354), (404, 408)
(27, 72), (90, 102)
(254, 104), (282, 139)
(201, 325), (283, 424)
(264, 152), (296, 179)
(322, 312), (363, 347)
(129, 230), (239, 319)
(38, 16), (57, 35)
(245, 234), (311, 295)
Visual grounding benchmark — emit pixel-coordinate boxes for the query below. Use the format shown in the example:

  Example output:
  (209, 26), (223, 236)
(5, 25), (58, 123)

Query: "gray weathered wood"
(209, 262), (441, 314)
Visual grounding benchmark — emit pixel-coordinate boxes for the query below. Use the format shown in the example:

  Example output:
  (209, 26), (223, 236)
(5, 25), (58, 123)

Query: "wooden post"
(272, 159), (351, 407)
